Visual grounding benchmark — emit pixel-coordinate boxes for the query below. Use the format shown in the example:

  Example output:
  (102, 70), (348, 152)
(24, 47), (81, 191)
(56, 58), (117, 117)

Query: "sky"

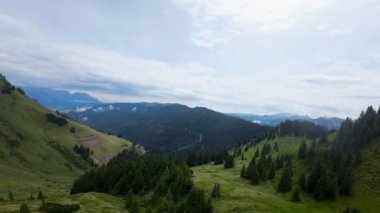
(0, 0), (379, 118)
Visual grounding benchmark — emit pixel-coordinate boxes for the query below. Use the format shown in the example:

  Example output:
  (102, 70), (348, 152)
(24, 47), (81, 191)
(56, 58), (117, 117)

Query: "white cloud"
(174, 0), (334, 47)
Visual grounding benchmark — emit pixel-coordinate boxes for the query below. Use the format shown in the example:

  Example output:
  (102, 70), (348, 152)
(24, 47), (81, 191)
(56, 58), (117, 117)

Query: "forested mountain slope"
(192, 107), (380, 212)
(65, 103), (271, 153)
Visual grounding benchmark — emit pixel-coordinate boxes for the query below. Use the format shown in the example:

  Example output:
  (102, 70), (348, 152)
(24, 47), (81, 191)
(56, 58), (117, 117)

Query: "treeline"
(73, 144), (95, 166)
(240, 142), (292, 187)
(276, 120), (329, 139)
(71, 150), (212, 212)
(46, 113), (68, 126)
(0, 74), (25, 95)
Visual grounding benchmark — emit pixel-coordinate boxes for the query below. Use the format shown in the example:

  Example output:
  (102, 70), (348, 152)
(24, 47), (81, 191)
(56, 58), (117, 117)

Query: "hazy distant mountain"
(23, 87), (101, 110)
(65, 103), (271, 153)
(228, 113), (343, 130)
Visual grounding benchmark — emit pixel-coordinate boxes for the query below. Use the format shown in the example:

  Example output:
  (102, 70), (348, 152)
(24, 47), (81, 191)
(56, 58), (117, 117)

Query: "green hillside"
(192, 136), (380, 213)
(0, 75), (132, 202)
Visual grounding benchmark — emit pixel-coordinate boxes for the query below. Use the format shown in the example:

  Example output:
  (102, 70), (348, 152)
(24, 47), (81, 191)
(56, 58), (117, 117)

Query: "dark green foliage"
(19, 203), (30, 213)
(46, 113), (68, 126)
(313, 173), (337, 200)
(28, 194), (34, 200)
(298, 173), (306, 191)
(66, 102), (271, 154)
(39, 202), (80, 213)
(70, 127), (76, 134)
(277, 166), (292, 192)
(1, 80), (15, 94)
(274, 142), (279, 152)
(267, 163), (275, 180)
(240, 164), (246, 178)
(71, 150), (192, 199)
(277, 120), (329, 139)
(16, 87), (25, 95)
(254, 148), (259, 158)
(187, 152), (198, 167)
(73, 145), (94, 166)
(125, 191), (139, 213)
(37, 190), (44, 200)
(342, 207), (360, 213)
(224, 154), (235, 168)
(8, 191), (14, 201)
(298, 141), (308, 159)
(291, 187), (301, 202)
(211, 183), (221, 198)
(186, 188), (212, 213)
(213, 151), (225, 165)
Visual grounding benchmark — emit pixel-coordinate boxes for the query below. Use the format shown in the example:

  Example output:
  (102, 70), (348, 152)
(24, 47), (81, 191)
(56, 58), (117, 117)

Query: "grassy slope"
(192, 136), (380, 213)
(0, 79), (132, 204)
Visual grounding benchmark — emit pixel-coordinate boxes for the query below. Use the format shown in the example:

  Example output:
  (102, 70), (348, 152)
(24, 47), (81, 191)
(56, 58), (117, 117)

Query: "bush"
(40, 202), (80, 213)
(20, 203), (30, 213)
(46, 113), (68, 126)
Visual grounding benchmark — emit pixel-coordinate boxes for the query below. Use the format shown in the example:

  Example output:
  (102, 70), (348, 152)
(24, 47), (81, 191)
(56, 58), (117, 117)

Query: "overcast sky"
(0, 0), (379, 118)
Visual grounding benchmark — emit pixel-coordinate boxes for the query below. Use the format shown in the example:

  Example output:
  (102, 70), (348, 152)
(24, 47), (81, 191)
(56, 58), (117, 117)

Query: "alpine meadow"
(1, 1), (380, 213)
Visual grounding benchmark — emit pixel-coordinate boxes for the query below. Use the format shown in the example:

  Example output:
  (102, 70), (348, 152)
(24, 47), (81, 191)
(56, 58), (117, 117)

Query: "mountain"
(228, 113), (343, 130)
(0, 75), (133, 201)
(22, 86), (101, 110)
(65, 103), (271, 153)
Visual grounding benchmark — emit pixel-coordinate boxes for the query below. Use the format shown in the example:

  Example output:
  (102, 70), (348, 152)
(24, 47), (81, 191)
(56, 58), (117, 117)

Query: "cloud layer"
(0, 0), (380, 118)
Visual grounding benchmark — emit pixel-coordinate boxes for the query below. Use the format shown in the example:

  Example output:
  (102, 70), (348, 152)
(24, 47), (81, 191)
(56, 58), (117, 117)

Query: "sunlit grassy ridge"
(192, 136), (380, 213)
(0, 77), (132, 203)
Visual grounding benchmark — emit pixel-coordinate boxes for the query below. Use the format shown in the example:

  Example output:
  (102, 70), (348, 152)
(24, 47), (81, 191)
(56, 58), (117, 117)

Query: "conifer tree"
(277, 166), (292, 192)
(224, 155), (235, 169)
(291, 187), (301, 202)
(8, 191), (14, 201)
(298, 173), (306, 191)
(37, 190), (44, 200)
(254, 148), (259, 158)
(267, 163), (276, 180)
(240, 164), (246, 178)
(211, 183), (221, 198)
(20, 203), (30, 213)
(298, 141), (307, 159)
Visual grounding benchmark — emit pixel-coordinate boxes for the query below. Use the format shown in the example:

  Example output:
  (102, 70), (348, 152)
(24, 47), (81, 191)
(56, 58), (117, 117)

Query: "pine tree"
(298, 173), (306, 191)
(339, 171), (352, 196)
(211, 183), (221, 198)
(224, 155), (235, 169)
(19, 203), (30, 213)
(254, 148), (259, 158)
(267, 163), (275, 180)
(274, 142), (279, 152)
(251, 167), (260, 185)
(8, 191), (14, 201)
(298, 141), (307, 159)
(291, 187), (301, 202)
(37, 190), (44, 200)
(277, 166), (292, 192)
(240, 164), (246, 178)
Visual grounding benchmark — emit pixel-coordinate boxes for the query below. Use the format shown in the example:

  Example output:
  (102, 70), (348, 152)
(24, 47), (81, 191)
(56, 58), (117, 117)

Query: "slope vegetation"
(66, 103), (271, 153)
(0, 75), (132, 200)
(192, 136), (380, 212)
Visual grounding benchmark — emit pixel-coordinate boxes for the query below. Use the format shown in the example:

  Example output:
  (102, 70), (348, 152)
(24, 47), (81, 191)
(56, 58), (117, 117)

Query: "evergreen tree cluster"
(338, 106), (380, 148)
(46, 113), (68, 126)
(277, 120), (329, 139)
(73, 144), (95, 166)
(240, 144), (290, 185)
(70, 150), (211, 212)
(293, 107), (380, 200)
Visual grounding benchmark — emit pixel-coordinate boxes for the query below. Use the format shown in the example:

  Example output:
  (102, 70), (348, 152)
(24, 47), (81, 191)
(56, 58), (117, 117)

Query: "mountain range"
(228, 113), (344, 130)
(23, 87), (101, 110)
(65, 103), (271, 153)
